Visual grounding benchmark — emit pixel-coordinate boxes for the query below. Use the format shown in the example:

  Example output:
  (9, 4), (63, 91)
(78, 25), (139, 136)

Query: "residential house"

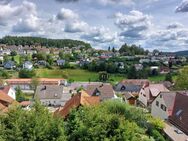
(151, 91), (176, 120)
(0, 86), (16, 100)
(115, 62), (125, 69)
(115, 79), (150, 93)
(134, 64), (143, 71)
(139, 58), (150, 64)
(138, 83), (169, 108)
(37, 60), (47, 66)
(54, 90), (100, 117)
(0, 91), (18, 113)
(160, 66), (170, 74)
(2, 49), (11, 55)
(169, 92), (188, 135)
(57, 59), (65, 66)
(0, 56), (3, 61)
(79, 59), (90, 67)
(86, 83), (116, 101)
(4, 61), (16, 69)
(35, 85), (71, 106)
(123, 92), (137, 105)
(23, 61), (33, 70)
(5, 78), (67, 91)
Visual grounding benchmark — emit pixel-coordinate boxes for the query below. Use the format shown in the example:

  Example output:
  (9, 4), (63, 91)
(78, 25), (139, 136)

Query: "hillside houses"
(86, 83), (116, 101)
(115, 79), (150, 93)
(151, 91), (176, 120)
(138, 83), (169, 108)
(5, 78), (67, 92)
(35, 85), (71, 106)
(54, 90), (100, 117)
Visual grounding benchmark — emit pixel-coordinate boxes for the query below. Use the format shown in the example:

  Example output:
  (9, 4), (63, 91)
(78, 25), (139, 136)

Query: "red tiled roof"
(20, 101), (31, 107)
(55, 91), (100, 117)
(120, 79), (150, 85)
(0, 86), (11, 95)
(6, 78), (65, 85)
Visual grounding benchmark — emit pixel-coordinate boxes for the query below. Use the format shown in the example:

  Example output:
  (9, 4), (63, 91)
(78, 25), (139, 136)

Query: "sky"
(0, 0), (188, 51)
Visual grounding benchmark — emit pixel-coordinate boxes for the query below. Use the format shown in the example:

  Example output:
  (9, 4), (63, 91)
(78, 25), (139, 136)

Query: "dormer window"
(95, 92), (100, 96)
(121, 86), (126, 90)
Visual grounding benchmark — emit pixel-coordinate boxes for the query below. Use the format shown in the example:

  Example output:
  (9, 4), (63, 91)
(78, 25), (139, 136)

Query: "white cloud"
(64, 20), (89, 33)
(114, 10), (152, 40)
(12, 14), (40, 33)
(176, 0), (188, 12)
(81, 26), (116, 43)
(0, 0), (37, 26)
(143, 23), (188, 51)
(56, 8), (79, 20)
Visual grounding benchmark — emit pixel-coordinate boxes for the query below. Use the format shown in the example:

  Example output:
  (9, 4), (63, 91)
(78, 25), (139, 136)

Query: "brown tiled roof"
(120, 79), (150, 85)
(0, 91), (18, 113)
(143, 84), (169, 100)
(169, 92), (188, 135)
(55, 90), (100, 117)
(0, 91), (14, 104)
(86, 83), (115, 100)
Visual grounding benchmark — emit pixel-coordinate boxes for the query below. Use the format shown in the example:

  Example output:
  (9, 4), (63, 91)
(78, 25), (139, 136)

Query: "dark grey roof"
(36, 85), (64, 99)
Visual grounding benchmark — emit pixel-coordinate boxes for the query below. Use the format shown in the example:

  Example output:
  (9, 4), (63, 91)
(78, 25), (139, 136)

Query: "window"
(143, 94), (146, 97)
(156, 101), (159, 107)
(161, 104), (167, 111)
(121, 86), (126, 90)
(160, 95), (162, 98)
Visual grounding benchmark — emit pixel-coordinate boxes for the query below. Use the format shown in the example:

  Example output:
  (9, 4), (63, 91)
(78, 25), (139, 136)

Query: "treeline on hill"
(0, 36), (91, 49)
(119, 43), (149, 55)
(0, 100), (166, 141)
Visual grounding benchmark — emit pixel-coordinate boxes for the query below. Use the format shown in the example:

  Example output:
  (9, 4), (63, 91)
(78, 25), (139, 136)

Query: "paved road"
(164, 122), (188, 141)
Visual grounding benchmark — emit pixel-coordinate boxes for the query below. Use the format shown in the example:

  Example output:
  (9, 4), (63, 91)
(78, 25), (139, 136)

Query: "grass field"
(148, 75), (165, 82)
(35, 68), (124, 82)
(36, 69), (123, 82)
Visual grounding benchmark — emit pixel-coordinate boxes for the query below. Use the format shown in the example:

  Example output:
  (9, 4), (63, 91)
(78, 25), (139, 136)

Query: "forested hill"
(0, 36), (92, 49)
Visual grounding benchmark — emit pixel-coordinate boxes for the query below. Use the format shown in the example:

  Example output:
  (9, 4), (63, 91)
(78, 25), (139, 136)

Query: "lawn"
(149, 75), (165, 83)
(35, 68), (124, 83)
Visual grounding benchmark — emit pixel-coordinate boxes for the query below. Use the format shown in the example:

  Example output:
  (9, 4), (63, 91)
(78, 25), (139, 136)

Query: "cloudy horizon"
(0, 0), (188, 51)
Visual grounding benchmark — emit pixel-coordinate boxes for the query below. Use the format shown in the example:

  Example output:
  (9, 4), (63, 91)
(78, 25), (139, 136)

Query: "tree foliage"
(65, 100), (165, 141)
(175, 66), (188, 90)
(119, 44), (147, 55)
(0, 102), (67, 141)
(19, 69), (36, 78)
(0, 36), (91, 49)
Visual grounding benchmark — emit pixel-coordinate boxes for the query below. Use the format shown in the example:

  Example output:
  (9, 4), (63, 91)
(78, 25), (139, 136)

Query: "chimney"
(42, 86), (46, 90)
(144, 81), (149, 88)
(100, 83), (104, 87)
